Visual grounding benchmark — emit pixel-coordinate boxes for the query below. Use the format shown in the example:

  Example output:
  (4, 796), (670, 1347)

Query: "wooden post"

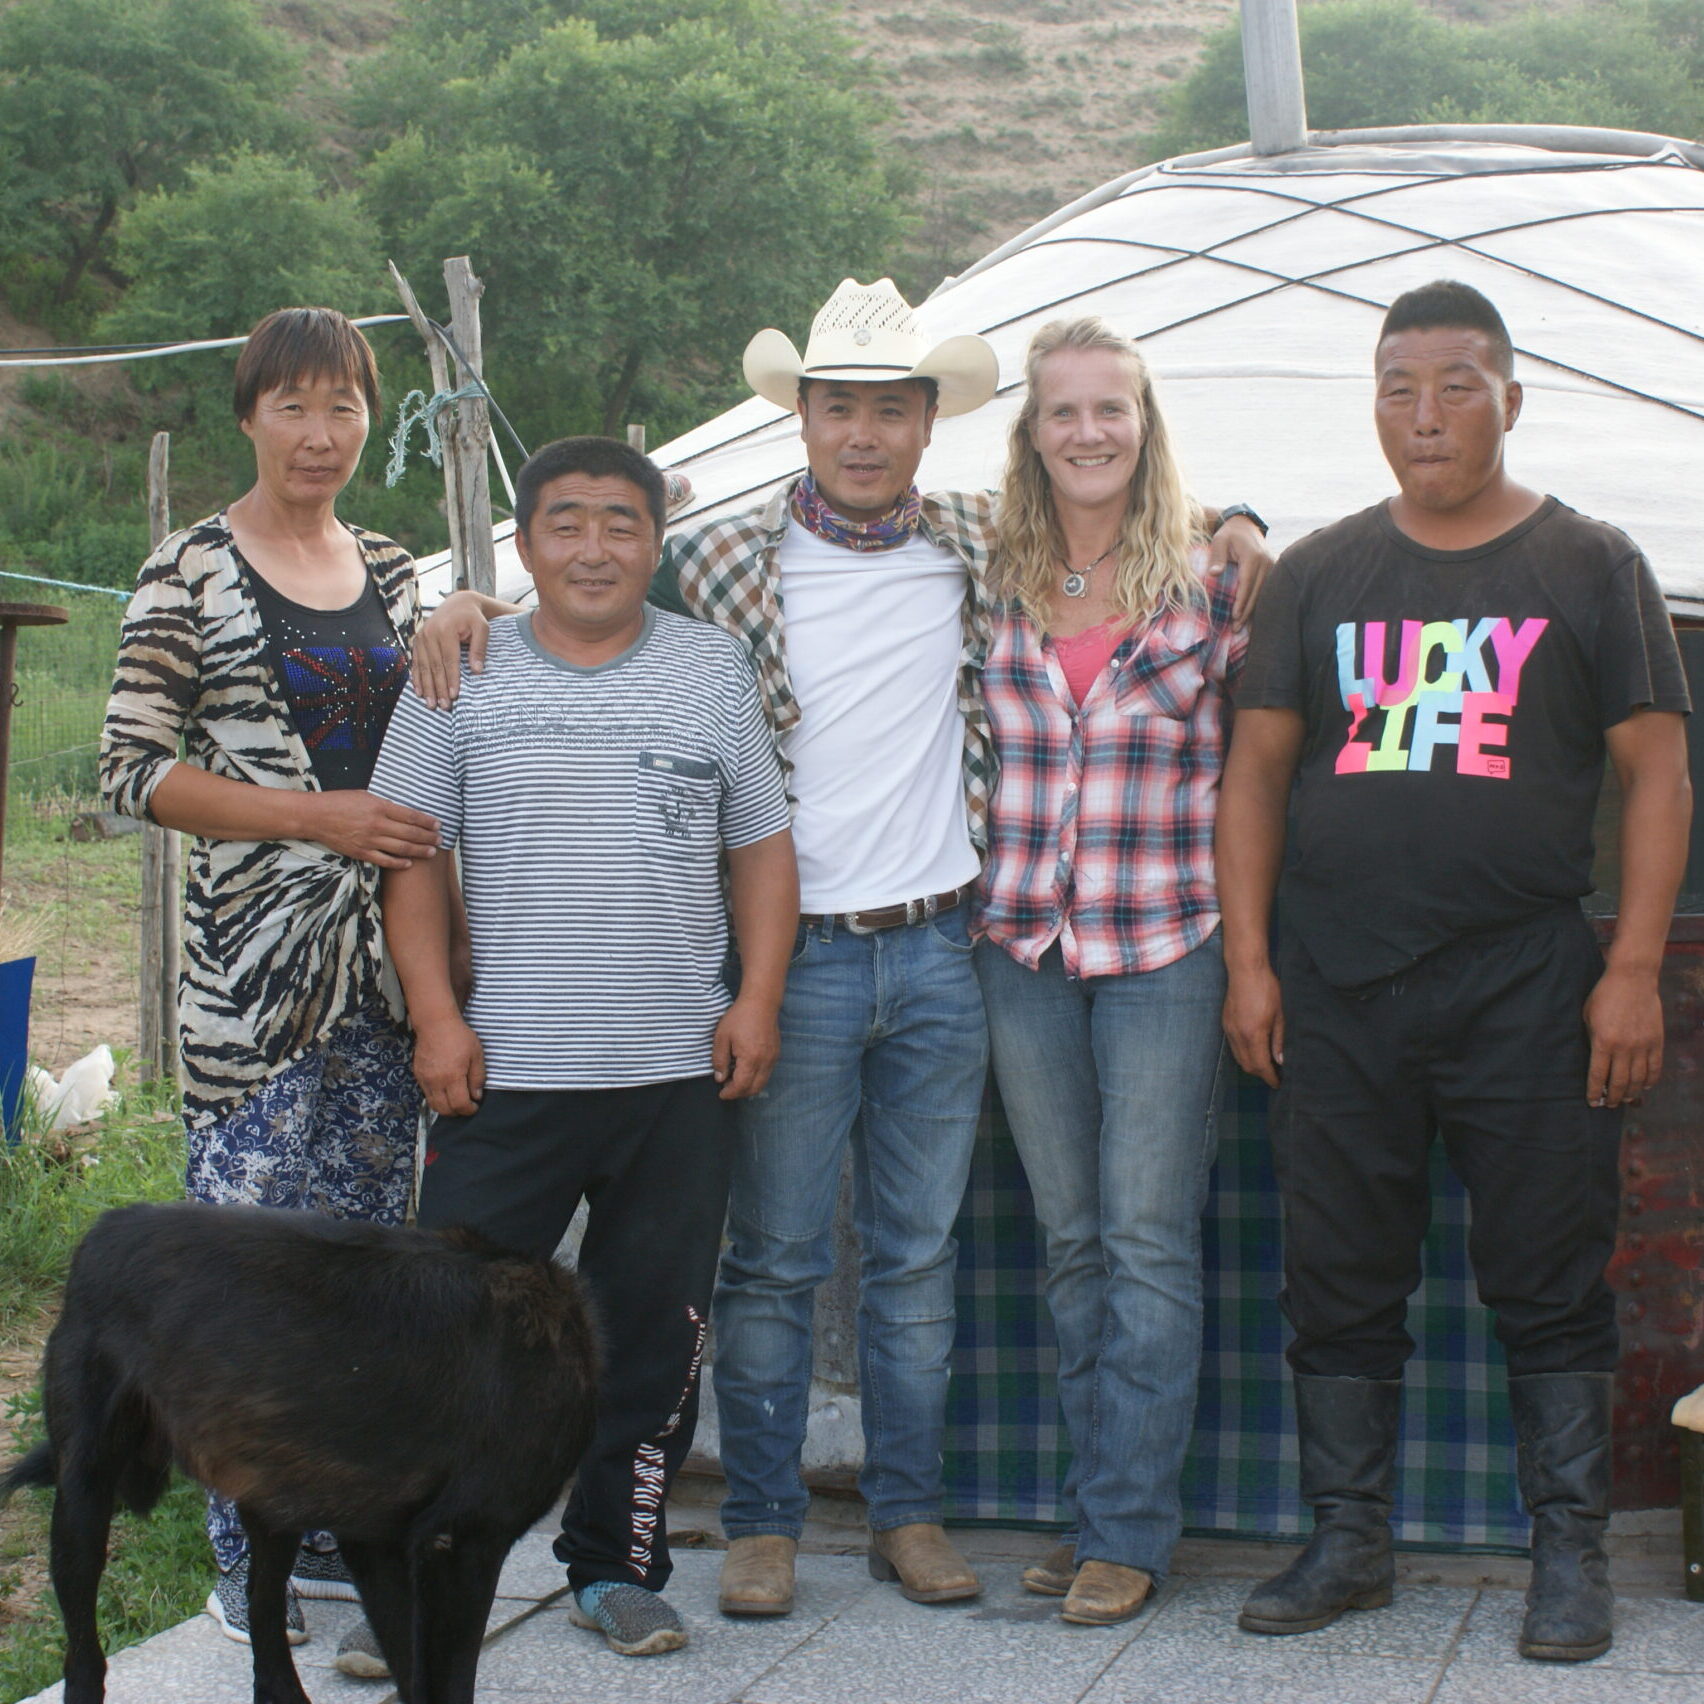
(443, 258), (496, 598)
(1241, 0), (1309, 156)
(140, 431), (181, 1086)
(389, 261), (468, 591)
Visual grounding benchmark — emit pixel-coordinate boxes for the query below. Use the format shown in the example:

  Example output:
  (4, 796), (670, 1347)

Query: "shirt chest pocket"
(637, 750), (721, 857)
(1112, 609), (1212, 721)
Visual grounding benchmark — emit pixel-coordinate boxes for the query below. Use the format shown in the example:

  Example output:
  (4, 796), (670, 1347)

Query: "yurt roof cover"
(418, 126), (1704, 619)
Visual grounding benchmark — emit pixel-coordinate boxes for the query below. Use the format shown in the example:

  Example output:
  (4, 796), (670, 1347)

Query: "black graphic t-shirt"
(1235, 497), (1690, 988)
(244, 564), (408, 792)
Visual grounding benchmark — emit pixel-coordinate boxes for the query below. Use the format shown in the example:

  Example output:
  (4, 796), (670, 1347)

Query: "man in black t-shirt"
(1217, 281), (1691, 1664)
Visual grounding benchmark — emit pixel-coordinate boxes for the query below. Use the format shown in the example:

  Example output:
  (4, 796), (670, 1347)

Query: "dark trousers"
(416, 1075), (733, 1592)
(1272, 906), (1622, 1381)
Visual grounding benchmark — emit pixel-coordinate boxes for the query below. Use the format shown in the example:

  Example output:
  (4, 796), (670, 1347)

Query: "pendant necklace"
(1061, 546), (1114, 599)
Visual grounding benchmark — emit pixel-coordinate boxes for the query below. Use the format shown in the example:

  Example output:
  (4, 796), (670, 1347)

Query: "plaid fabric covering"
(656, 480), (1001, 846)
(943, 1071), (1529, 1550)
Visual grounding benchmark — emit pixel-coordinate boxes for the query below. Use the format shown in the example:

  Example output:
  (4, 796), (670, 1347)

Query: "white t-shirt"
(369, 609), (791, 1089)
(777, 522), (980, 913)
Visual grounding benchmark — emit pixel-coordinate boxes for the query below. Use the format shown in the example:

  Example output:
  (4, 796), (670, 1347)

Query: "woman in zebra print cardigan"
(99, 307), (443, 1654)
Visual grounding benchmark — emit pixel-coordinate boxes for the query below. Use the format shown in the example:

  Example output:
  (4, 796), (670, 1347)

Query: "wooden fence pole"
(442, 257), (496, 598)
(388, 261), (468, 591)
(140, 431), (181, 1086)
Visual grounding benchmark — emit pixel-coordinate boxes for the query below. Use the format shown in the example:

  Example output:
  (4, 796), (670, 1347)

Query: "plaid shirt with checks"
(652, 476), (999, 848)
(975, 558), (1247, 979)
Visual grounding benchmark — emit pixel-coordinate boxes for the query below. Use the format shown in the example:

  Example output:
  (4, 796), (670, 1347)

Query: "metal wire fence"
(9, 587), (127, 803)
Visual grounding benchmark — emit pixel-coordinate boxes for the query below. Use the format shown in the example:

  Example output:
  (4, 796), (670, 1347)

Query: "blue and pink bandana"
(790, 472), (923, 551)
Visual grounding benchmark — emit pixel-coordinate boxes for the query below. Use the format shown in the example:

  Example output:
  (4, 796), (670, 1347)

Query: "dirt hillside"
(839, 0), (1239, 289)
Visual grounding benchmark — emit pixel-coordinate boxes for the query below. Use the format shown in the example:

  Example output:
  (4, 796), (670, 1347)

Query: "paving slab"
(1450, 1589), (1704, 1674)
(475, 1552), (878, 1703)
(742, 1566), (1140, 1704)
(14, 1520), (1704, 1704)
(1083, 1641), (1446, 1704)
(1136, 1574), (1480, 1661)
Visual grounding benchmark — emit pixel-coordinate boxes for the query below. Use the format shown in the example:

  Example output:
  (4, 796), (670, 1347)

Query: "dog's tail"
(0, 1442), (56, 1506)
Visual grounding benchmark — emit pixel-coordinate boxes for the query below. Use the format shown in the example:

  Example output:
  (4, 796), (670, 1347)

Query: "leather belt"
(801, 885), (969, 937)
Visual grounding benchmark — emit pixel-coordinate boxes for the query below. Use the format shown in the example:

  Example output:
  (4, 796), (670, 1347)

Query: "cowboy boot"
(1509, 1371), (1614, 1662)
(1020, 1540), (1078, 1597)
(867, 1524), (980, 1603)
(1239, 1376), (1402, 1634)
(718, 1535), (798, 1617)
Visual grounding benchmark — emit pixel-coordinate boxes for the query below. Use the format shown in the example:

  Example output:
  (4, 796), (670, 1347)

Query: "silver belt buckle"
(904, 897), (924, 926)
(843, 910), (877, 935)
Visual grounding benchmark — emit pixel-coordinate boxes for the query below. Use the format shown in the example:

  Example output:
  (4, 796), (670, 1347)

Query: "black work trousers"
(416, 1074), (733, 1592)
(1271, 906), (1622, 1381)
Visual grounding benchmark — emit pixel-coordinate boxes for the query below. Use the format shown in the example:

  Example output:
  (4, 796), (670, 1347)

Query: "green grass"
(0, 1076), (202, 1704)
(0, 1068), (184, 1331)
(0, 1463), (210, 1704)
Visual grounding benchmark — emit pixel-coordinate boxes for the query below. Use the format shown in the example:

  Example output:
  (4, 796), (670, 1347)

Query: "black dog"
(0, 1201), (598, 1704)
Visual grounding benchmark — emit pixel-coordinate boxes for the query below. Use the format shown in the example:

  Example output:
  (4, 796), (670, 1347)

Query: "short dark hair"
(1377, 280), (1514, 380)
(796, 374), (940, 410)
(514, 436), (667, 540)
(233, 307), (382, 422)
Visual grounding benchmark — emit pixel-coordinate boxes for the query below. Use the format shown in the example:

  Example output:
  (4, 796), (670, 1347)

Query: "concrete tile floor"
(19, 1512), (1703, 1704)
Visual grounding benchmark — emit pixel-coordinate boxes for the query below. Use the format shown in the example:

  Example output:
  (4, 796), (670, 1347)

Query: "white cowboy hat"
(743, 278), (999, 418)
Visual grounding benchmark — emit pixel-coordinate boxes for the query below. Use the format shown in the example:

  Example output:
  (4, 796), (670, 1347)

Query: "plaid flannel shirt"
(652, 476), (999, 848)
(974, 556), (1247, 978)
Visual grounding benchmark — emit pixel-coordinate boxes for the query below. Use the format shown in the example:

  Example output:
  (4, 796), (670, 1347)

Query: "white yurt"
(416, 112), (1704, 1546)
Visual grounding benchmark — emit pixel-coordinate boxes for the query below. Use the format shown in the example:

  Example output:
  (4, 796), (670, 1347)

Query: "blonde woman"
(974, 318), (1253, 1625)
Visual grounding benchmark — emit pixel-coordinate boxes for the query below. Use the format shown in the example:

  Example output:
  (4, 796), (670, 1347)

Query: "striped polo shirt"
(369, 608), (790, 1089)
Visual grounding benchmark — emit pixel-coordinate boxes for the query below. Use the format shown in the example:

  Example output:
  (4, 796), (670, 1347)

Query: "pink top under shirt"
(1050, 618), (1125, 707)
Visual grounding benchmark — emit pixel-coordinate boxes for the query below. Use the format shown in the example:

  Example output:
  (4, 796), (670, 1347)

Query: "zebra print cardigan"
(100, 513), (419, 1129)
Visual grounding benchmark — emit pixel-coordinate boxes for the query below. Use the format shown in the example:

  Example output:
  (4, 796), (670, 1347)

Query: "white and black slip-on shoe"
(289, 1542), (361, 1602)
(205, 1555), (308, 1647)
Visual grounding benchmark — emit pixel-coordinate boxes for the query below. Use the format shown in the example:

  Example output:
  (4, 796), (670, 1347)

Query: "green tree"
(358, 0), (914, 441)
(0, 0), (301, 305)
(100, 151), (384, 345)
(1147, 0), (1704, 161)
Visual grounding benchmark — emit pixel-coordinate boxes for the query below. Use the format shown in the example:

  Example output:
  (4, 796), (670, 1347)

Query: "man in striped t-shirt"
(371, 436), (797, 1658)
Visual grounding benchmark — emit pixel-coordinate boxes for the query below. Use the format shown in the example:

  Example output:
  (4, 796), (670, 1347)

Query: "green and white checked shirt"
(650, 476), (999, 849)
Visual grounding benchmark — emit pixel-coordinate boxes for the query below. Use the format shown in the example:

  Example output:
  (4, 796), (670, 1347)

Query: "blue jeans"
(713, 906), (988, 1536)
(975, 933), (1226, 1578)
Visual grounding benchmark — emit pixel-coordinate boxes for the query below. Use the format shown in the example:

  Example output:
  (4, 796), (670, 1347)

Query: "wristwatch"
(1213, 503), (1268, 536)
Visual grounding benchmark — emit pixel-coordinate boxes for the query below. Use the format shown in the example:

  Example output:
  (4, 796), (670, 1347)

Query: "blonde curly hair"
(996, 317), (1204, 632)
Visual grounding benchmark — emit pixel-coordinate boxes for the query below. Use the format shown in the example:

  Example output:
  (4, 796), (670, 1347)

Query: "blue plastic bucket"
(0, 955), (36, 1142)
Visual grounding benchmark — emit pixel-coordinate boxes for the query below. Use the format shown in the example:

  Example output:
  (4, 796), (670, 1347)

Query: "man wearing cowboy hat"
(411, 278), (1271, 1623)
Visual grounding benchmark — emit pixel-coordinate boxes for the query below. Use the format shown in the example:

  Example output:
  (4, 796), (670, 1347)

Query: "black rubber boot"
(1238, 1375), (1402, 1635)
(1509, 1371), (1614, 1663)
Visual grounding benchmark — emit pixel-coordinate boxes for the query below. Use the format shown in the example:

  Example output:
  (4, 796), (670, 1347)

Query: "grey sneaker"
(569, 1582), (686, 1655)
(205, 1555), (308, 1646)
(289, 1542), (361, 1602)
(335, 1616), (392, 1679)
